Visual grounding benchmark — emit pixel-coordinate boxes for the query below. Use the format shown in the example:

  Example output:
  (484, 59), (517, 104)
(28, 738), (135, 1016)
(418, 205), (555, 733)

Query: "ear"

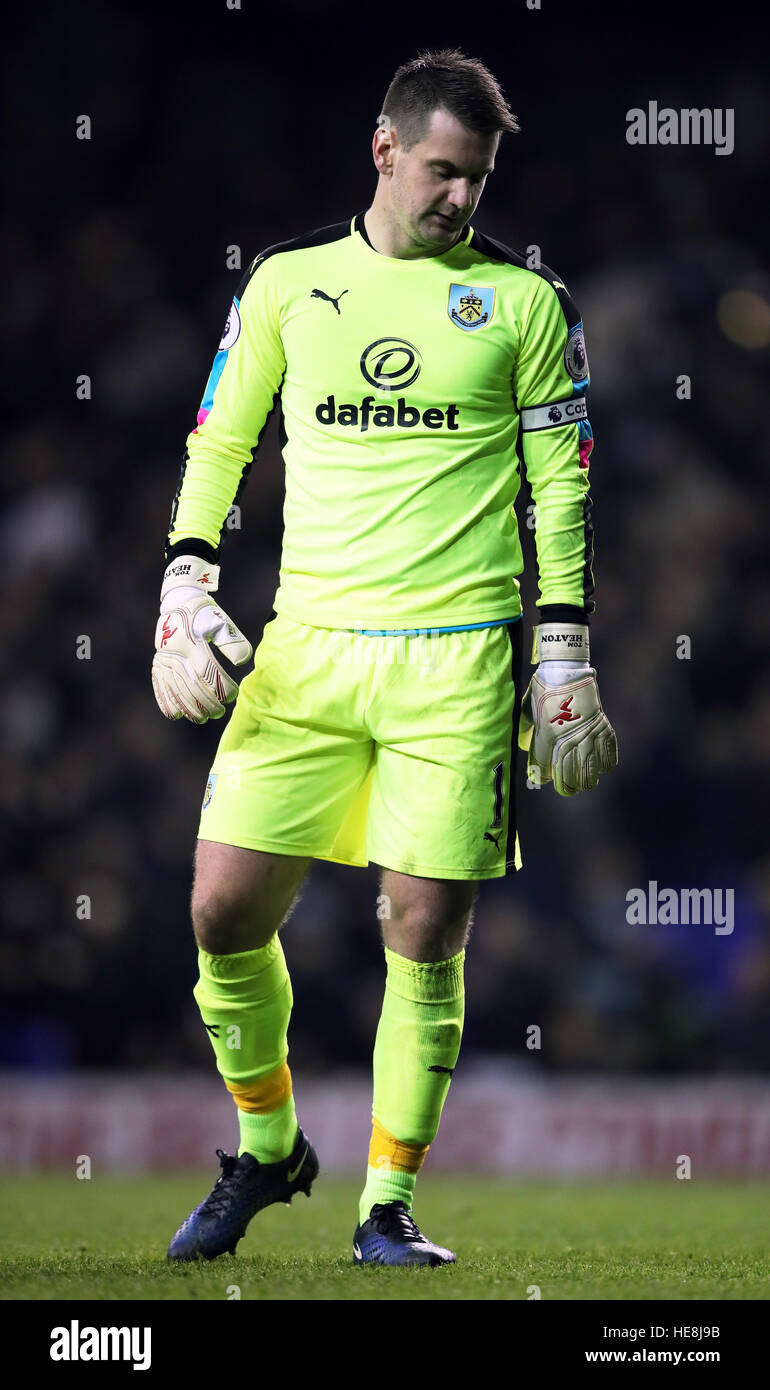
(373, 116), (395, 174)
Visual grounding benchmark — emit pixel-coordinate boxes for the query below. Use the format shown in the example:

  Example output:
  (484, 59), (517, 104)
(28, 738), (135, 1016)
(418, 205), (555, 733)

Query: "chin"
(424, 217), (454, 239)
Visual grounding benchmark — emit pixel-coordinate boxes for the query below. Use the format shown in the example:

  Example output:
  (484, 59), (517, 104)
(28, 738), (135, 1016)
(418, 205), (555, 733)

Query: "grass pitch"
(1, 1175), (769, 1301)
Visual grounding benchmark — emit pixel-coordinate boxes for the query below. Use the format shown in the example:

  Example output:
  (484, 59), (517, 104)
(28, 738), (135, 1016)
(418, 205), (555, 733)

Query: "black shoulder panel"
(468, 227), (582, 331)
(235, 216), (352, 298)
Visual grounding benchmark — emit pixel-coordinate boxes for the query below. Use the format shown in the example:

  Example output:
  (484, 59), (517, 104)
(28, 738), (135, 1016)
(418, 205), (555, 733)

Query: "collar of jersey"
(351, 210), (473, 266)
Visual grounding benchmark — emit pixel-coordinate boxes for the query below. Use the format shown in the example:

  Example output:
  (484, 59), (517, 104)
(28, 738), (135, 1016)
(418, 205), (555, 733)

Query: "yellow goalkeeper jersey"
(166, 211), (595, 631)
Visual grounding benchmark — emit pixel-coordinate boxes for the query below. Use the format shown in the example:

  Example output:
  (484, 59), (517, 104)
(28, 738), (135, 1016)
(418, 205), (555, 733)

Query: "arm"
(153, 251), (286, 723)
(165, 249), (287, 564)
(513, 270), (594, 625)
(513, 271), (617, 794)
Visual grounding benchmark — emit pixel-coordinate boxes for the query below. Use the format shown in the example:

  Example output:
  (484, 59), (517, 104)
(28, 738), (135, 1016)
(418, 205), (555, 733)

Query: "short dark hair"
(380, 48), (520, 151)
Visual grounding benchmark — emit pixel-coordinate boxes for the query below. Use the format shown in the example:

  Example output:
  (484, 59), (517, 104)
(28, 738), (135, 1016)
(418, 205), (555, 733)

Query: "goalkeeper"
(154, 48), (617, 1267)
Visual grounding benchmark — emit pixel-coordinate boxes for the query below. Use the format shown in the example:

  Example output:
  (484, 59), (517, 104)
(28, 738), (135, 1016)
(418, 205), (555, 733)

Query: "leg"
(169, 612), (374, 1259)
(356, 869), (474, 1261)
(191, 842), (311, 1170)
(352, 622), (518, 1262)
(167, 839), (321, 1261)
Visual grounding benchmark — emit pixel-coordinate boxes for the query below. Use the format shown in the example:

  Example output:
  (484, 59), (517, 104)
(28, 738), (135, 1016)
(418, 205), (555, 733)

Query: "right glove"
(152, 555), (253, 723)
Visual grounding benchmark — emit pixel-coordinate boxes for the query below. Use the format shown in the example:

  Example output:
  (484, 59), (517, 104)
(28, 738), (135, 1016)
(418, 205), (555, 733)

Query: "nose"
(447, 178), (474, 212)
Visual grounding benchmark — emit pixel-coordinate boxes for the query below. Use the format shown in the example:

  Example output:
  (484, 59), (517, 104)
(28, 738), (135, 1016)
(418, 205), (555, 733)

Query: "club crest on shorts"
(447, 283), (495, 331)
(202, 773), (218, 810)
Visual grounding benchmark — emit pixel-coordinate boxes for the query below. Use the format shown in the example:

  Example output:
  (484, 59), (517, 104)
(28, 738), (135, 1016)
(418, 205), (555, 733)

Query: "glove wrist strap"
(531, 622), (589, 665)
(161, 554), (220, 601)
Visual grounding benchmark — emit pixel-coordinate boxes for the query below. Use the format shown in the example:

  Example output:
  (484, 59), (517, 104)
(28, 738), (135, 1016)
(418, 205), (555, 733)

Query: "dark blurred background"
(2, 0), (769, 1083)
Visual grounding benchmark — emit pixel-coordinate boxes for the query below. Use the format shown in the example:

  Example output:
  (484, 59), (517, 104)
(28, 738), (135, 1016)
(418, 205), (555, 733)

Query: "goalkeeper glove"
(518, 622), (617, 796)
(152, 554), (253, 723)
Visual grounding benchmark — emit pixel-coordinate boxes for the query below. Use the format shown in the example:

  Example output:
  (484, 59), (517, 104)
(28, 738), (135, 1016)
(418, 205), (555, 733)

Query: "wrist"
(161, 555), (220, 605)
(531, 621), (589, 665)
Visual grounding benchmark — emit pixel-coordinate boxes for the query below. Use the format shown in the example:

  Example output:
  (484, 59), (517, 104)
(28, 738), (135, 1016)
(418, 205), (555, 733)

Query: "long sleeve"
(165, 250), (286, 562)
(512, 271), (595, 618)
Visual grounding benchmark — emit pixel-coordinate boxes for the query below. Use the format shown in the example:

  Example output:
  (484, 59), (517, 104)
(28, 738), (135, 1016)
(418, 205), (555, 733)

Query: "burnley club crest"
(447, 283), (495, 332)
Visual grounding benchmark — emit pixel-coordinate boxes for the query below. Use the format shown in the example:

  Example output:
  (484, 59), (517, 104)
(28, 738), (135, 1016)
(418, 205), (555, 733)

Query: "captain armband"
(520, 397), (588, 432)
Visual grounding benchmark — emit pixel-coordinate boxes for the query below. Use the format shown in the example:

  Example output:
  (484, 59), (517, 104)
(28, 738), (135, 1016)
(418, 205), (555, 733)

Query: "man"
(153, 47), (617, 1267)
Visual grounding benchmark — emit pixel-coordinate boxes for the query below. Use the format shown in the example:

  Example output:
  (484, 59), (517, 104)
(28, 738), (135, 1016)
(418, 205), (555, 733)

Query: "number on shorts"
(491, 760), (504, 829)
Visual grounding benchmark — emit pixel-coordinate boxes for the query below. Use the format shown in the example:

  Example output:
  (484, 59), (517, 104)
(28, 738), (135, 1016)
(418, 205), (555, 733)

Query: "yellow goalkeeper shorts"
(197, 612), (523, 879)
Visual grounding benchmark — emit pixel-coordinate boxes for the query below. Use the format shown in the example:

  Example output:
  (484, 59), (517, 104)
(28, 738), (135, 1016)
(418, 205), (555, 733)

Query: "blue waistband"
(349, 617), (521, 636)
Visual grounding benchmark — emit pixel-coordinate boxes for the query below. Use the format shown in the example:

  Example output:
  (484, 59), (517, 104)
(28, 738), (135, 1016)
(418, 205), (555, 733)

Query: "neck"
(363, 192), (461, 260)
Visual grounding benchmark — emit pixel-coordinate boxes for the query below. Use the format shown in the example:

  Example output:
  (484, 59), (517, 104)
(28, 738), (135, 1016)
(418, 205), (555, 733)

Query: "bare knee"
(380, 872), (476, 963)
(384, 906), (471, 962)
(191, 887), (268, 954)
(191, 842), (310, 955)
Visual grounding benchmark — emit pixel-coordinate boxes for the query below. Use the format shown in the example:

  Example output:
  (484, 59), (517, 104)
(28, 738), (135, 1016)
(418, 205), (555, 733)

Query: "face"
(384, 107), (498, 250)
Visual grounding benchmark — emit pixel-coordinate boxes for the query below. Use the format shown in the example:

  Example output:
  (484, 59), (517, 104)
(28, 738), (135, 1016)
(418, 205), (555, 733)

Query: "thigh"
(366, 620), (523, 881)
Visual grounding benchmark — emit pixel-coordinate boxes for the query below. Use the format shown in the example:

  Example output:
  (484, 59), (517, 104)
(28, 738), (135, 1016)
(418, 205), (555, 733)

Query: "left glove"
(152, 555), (253, 723)
(518, 622), (618, 796)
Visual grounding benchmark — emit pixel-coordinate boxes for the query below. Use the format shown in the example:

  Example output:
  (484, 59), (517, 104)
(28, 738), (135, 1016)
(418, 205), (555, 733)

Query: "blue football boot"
(353, 1201), (456, 1266)
(167, 1126), (318, 1261)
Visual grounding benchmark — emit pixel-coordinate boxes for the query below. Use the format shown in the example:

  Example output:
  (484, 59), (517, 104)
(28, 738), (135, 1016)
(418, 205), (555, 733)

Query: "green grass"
(1, 1175), (769, 1300)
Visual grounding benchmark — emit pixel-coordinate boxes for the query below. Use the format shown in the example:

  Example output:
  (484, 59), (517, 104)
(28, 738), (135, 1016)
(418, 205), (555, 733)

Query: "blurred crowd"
(2, 4), (769, 1077)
